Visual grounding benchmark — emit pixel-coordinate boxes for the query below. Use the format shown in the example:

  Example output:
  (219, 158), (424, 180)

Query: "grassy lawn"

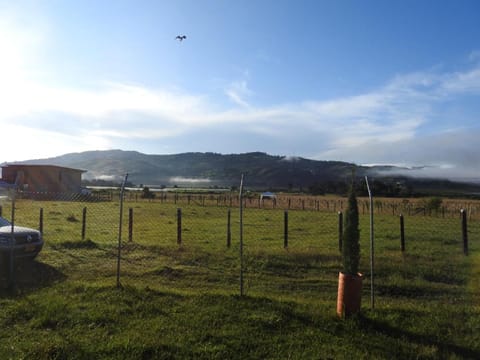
(0, 199), (479, 359)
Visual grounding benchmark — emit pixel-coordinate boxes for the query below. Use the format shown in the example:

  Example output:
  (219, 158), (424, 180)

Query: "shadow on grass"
(359, 315), (480, 359)
(51, 239), (99, 250)
(0, 260), (66, 296)
(376, 283), (462, 299)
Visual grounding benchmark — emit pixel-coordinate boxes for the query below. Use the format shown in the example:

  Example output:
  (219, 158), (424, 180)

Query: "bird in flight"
(175, 35), (187, 42)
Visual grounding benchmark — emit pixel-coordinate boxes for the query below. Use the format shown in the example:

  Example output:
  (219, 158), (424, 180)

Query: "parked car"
(0, 216), (43, 262)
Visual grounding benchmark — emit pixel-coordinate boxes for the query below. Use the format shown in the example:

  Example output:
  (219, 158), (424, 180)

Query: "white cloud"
(3, 62), (480, 174)
(440, 67), (480, 94)
(0, 123), (112, 162)
(225, 80), (253, 108)
(468, 50), (480, 63)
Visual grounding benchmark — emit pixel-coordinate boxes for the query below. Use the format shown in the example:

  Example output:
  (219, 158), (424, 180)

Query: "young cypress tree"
(342, 180), (360, 275)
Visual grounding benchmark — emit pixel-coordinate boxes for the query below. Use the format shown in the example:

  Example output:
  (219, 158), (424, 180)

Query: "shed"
(1, 164), (86, 193)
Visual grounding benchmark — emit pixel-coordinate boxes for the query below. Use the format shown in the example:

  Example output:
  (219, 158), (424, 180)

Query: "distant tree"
(308, 182), (325, 195)
(423, 197), (443, 213)
(141, 186), (155, 199)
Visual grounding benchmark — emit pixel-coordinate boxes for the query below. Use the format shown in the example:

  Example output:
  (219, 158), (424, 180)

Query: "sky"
(1, 0), (480, 180)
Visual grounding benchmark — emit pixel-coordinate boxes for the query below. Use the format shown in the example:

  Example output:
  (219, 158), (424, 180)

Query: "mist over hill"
(8, 150), (361, 188)
(3, 150), (480, 196)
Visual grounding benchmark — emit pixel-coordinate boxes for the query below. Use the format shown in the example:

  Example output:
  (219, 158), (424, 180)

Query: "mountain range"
(3, 150), (480, 195)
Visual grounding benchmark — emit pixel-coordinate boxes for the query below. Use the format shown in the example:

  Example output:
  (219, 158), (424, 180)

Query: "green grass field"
(0, 199), (479, 359)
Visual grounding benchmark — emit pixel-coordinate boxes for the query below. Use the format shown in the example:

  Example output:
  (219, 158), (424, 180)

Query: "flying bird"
(175, 35), (187, 42)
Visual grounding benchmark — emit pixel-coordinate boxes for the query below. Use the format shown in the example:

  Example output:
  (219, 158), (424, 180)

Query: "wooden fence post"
(227, 209), (231, 248)
(0, 205), (2, 217)
(128, 208), (133, 242)
(461, 209), (468, 255)
(338, 211), (343, 252)
(177, 208), (182, 245)
(284, 210), (288, 248)
(81, 207), (87, 240)
(400, 214), (405, 252)
(39, 208), (44, 234)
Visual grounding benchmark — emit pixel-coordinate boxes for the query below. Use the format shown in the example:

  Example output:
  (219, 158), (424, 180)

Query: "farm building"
(260, 192), (277, 200)
(0, 164), (86, 193)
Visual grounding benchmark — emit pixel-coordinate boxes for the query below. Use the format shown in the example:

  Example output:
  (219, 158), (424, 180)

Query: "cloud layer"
(1, 61), (480, 180)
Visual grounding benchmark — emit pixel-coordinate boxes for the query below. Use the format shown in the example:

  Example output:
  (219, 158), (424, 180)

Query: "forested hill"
(5, 150), (365, 189)
(4, 150), (480, 196)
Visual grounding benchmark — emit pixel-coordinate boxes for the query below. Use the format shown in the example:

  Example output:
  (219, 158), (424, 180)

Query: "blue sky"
(1, 0), (480, 179)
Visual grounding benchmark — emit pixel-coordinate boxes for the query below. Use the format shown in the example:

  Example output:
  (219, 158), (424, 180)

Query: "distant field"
(0, 197), (479, 359)
(118, 190), (480, 219)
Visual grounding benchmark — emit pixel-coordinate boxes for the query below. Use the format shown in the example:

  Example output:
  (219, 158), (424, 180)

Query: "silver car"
(0, 216), (43, 262)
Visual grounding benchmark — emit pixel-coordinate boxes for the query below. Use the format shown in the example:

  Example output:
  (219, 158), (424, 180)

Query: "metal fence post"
(365, 176), (375, 310)
(8, 190), (16, 290)
(239, 174), (245, 297)
(116, 173), (128, 289)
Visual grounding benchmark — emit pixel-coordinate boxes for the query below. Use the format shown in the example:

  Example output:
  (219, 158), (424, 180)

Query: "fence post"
(239, 175), (245, 297)
(39, 208), (44, 234)
(365, 176), (375, 310)
(81, 207), (87, 240)
(116, 173), (128, 289)
(400, 214), (405, 252)
(338, 211), (343, 252)
(128, 208), (133, 242)
(284, 210), (288, 248)
(0, 205), (2, 217)
(227, 209), (231, 248)
(177, 208), (182, 245)
(461, 209), (468, 256)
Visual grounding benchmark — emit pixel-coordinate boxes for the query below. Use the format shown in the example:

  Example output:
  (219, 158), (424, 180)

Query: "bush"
(423, 197), (443, 213)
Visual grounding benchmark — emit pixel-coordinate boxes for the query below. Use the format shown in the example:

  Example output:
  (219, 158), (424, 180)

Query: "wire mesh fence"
(0, 188), (478, 298)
